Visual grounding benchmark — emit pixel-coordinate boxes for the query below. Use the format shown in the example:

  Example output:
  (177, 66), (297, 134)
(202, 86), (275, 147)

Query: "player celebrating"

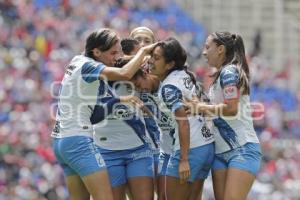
(149, 37), (215, 200)
(51, 28), (155, 200)
(184, 32), (262, 200)
(130, 26), (155, 47)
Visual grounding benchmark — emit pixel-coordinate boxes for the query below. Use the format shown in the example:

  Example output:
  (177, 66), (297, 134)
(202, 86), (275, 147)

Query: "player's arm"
(185, 67), (239, 117)
(100, 43), (156, 81)
(175, 107), (190, 161)
(90, 97), (120, 124)
(161, 84), (190, 183)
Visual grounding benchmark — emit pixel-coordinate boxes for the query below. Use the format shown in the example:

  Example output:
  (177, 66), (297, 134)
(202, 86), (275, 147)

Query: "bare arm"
(198, 99), (238, 116)
(175, 107), (191, 183)
(100, 43), (156, 81)
(175, 107), (190, 160)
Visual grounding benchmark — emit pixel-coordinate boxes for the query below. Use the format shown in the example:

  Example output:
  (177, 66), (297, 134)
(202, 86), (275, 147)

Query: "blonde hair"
(129, 26), (155, 42)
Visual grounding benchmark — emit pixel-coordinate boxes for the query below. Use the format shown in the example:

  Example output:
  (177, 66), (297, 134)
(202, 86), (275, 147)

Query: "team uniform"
(92, 81), (155, 187)
(209, 64), (262, 175)
(140, 92), (176, 176)
(159, 70), (215, 182)
(51, 55), (106, 177)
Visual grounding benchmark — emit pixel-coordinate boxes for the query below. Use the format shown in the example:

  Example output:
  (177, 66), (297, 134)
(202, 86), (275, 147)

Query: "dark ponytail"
(232, 34), (250, 94)
(210, 32), (250, 94)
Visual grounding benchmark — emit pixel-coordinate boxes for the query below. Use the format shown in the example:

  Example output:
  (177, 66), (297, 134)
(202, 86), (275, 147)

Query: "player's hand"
(141, 42), (157, 54)
(183, 97), (205, 115)
(120, 95), (144, 108)
(140, 56), (151, 73)
(179, 159), (190, 184)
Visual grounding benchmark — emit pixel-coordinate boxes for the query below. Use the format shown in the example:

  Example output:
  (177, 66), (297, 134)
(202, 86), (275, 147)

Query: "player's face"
(202, 35), (223, 67)
(133, 33), (154, 47)
(131, 75), (155, 92)
(95, 42), (122, 66)
(148, 46), (170, 78)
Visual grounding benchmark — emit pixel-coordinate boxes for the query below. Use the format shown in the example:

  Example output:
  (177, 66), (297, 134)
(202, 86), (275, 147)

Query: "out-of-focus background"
(0, 0), (299, 199)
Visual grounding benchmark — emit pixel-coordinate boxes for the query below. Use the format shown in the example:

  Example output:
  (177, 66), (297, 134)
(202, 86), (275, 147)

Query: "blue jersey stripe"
(90, 80), (120, 124)
(92, 81), (149, 145)
(220, 65), (239, 88)
(144, 117), (159, 148)
(213, 117), (240, 149)
(81, 62), (105, 83)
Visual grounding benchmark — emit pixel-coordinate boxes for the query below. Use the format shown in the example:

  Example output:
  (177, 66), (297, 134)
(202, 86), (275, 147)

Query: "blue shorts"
(52, 136), (106, 177)
(166, 143), (215, 182)
(158, 152), (170, 176)
(212, 143), (262, 176)
(97, 145), (154, 187)
(153, 152), (159, 176)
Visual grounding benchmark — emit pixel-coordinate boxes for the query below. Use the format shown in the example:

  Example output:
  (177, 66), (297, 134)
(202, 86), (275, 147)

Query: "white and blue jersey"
(51, 54), (107, 177)
(140, 92), (175, 155)
(208, 64), (259, 154)
(158, 70), (214, 151)
(93, 82), (155, 150)
(52, 55), (105, 138)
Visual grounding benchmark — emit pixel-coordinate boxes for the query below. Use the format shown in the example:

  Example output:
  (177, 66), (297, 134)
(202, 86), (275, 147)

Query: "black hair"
(121, 38), (140, 55)
(154, 37), (201, 96)
(85, 28), (119, 60)
(114, 57), (131, 68)
(211, 32), (250, 94)
(114, 57), (145, 81)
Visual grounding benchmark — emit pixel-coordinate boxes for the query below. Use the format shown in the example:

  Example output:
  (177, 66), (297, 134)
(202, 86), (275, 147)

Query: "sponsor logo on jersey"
(223, 85), (239, 99)
(201, 124), (213, 138)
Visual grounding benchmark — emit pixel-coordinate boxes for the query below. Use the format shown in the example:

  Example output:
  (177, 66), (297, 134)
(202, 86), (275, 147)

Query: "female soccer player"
(130, 26), (166, 199)
(149, 37), (215, 200)
(51, 28), (155, 200)
(129, 26), (155, 47)
(131, 69), (176, 200)
(184, 32), (262, 200)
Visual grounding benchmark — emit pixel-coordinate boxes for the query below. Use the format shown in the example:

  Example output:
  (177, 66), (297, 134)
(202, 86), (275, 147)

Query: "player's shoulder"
(163, 70), (187, 88)
(220, 64), (238, 76)
(219, 64), (239, 87)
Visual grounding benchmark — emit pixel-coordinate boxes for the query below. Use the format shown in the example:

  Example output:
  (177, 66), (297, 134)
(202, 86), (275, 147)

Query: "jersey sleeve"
(161, 84), (184, 113)
(90, 97), (120, 124)
(81, 61), (105, 83)
(220, 65), (240, 100)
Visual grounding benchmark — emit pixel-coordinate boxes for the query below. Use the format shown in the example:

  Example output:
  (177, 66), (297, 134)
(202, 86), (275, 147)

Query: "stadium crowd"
(0, 0), (299, 199)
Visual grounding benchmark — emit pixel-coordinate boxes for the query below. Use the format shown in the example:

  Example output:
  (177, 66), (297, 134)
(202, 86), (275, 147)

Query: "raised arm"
(100, 43), (156, 81)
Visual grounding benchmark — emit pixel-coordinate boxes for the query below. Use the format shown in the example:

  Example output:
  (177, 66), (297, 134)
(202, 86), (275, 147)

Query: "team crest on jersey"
(162, 85), (183, 107)
(164, 88), (176, 102)
(183, 77), (193, 90)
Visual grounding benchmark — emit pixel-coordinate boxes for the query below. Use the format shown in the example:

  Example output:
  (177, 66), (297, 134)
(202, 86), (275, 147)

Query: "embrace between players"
(52, 27), (261, 200)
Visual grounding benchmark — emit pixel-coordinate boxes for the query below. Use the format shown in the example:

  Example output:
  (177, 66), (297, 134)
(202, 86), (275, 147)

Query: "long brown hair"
(210, 32), (250, 94)
(155, 37), (202, 97)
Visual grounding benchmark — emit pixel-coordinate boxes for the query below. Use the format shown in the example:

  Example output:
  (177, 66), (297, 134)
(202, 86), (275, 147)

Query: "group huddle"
(51, 27), (262, 200)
